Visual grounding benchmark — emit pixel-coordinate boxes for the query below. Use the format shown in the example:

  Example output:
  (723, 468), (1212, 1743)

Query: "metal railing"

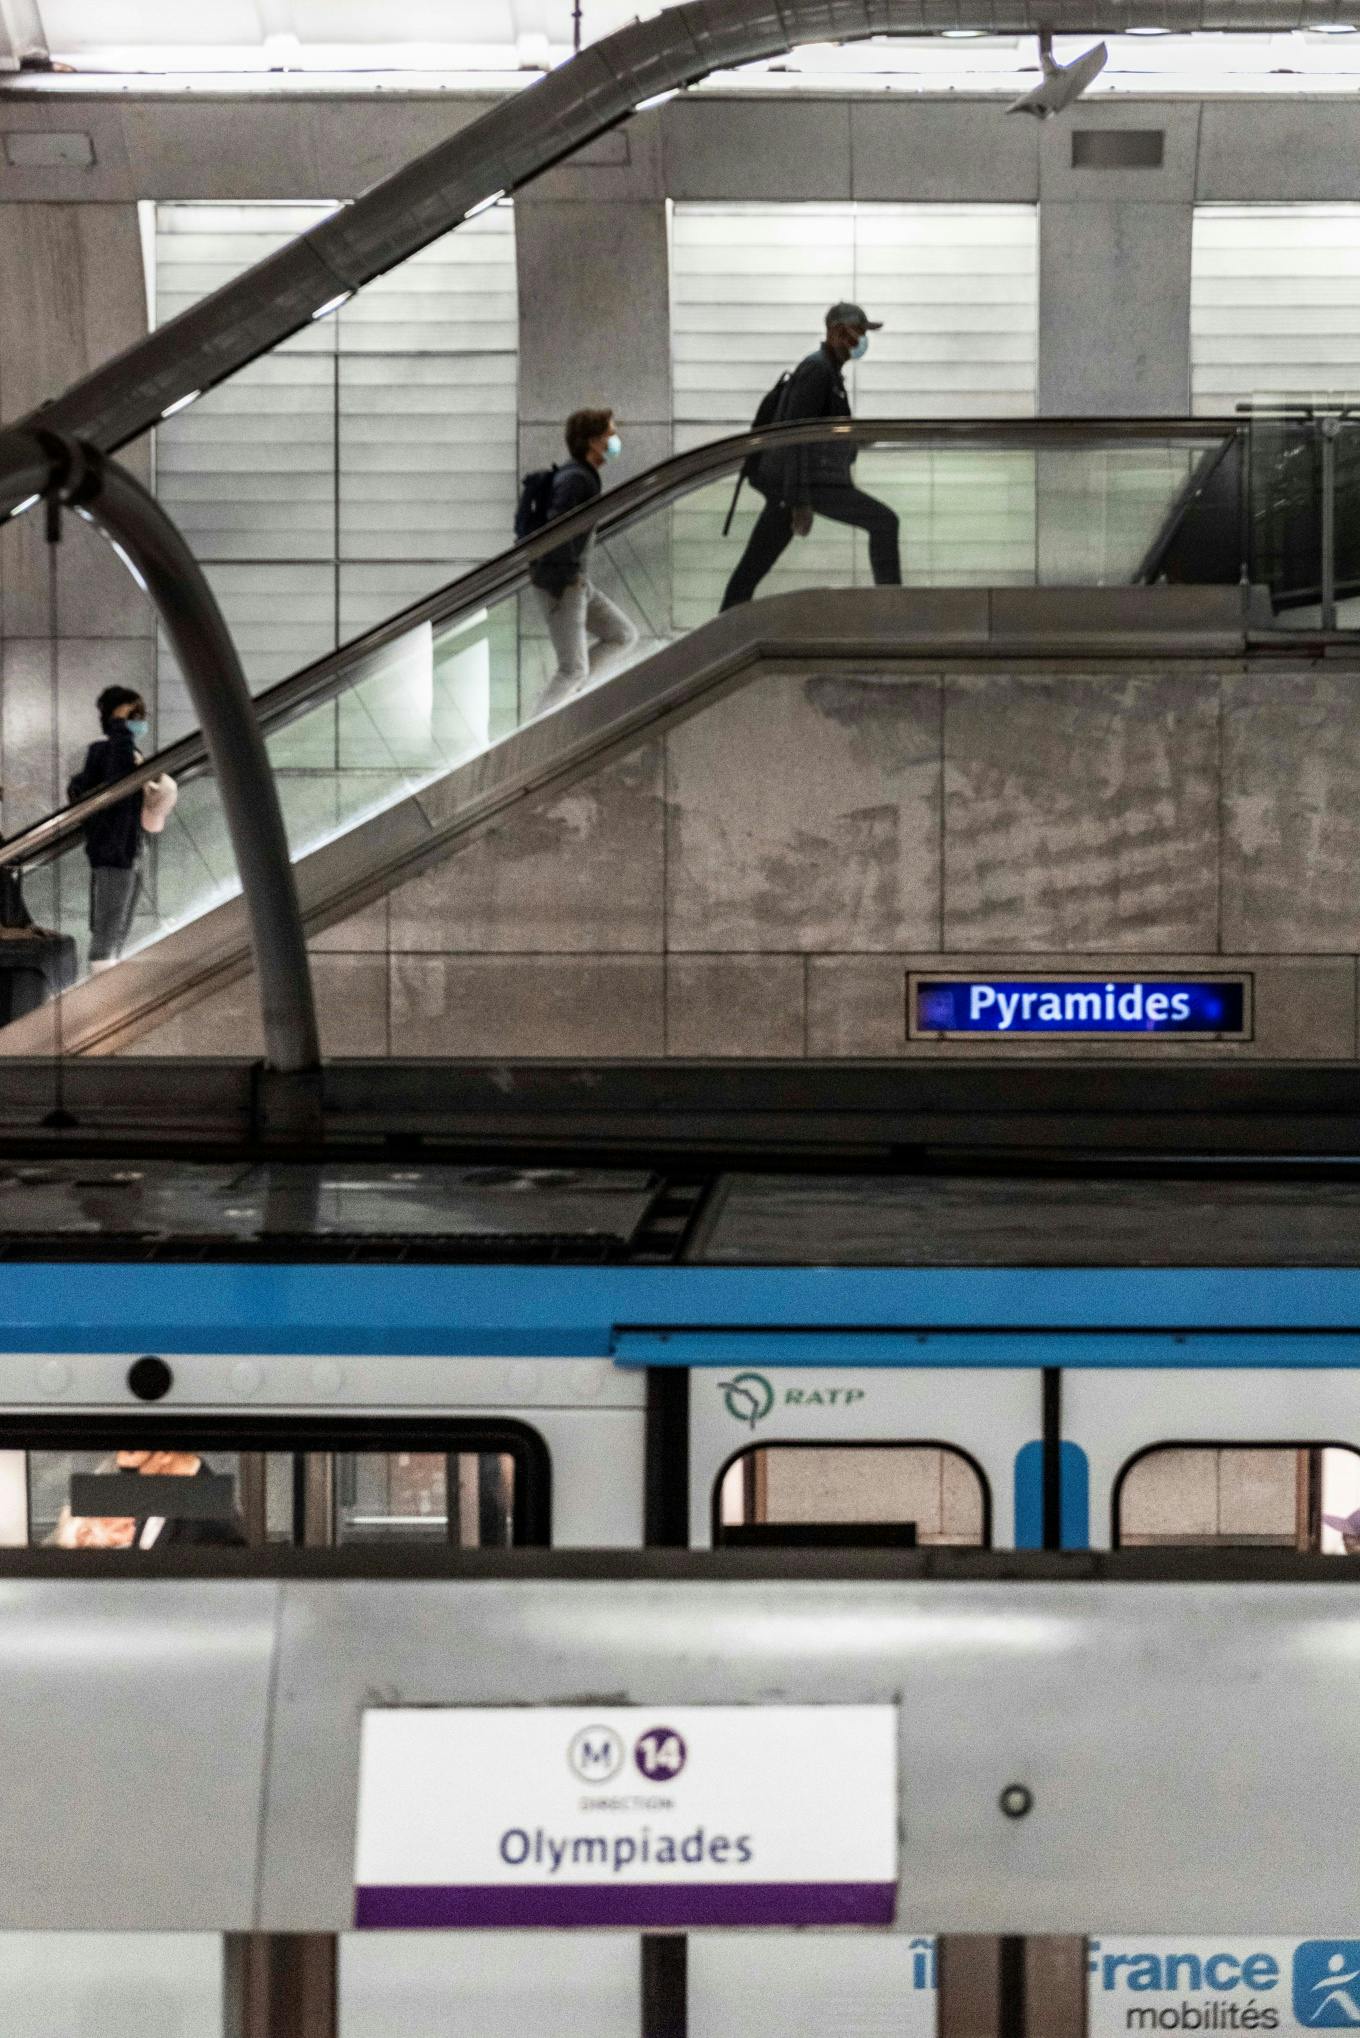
(0, 412), (1251, 879)
(0, 428), (318, 1072)
(1235, 401), (1360, 631)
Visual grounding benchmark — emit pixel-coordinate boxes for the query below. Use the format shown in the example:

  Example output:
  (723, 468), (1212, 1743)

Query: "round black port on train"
(999, 1784), (1034, 1820)
(127, 1356), (173, 1402)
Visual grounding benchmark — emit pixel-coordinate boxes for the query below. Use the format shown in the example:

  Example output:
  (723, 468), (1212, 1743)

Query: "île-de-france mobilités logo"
(719, 1371), (775, 1430)
(1294, 1942), (1360, 2025)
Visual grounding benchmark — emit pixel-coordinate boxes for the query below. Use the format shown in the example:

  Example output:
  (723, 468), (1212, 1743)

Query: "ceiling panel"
(43, 2), (267, 48)
(28, 2), (1360, 96)
(292, 2), (524, 39)
(38, 0), (661, 57)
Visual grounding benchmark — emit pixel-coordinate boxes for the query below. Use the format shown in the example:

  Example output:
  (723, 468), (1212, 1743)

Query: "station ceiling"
(8, 1), (1360, 93)
(1, 1), (664, 74)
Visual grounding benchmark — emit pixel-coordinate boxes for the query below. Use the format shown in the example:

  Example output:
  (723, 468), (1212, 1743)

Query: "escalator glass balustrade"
(0, 418), (1303, 1016)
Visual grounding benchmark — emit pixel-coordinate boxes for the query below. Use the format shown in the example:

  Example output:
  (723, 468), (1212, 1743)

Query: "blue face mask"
(126, 718), (148, 741)
(603, 433), (623, 461)
(850, 335), (869, 361)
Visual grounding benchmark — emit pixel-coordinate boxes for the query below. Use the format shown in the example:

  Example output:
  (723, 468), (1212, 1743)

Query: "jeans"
(533, 579), (639, 716)
(89, 863), (140, 966)
(721, 485), (902, 610)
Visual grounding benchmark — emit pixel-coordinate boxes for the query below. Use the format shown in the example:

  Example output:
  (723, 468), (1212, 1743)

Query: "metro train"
(3, 1155), (1360, 2038)
(4, 1158), (1360, 1561)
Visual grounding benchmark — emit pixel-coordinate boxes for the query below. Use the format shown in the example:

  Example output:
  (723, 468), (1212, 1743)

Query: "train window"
(1114, 1444), (1360, 1550)
(715, 1443), (989, 1548)
(0, 1421), (549, 1550)
(29, 1448), (256, 1549)
(334, 1450), (518, 1546)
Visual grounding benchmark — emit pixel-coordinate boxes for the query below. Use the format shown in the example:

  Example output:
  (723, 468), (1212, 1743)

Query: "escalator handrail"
(0, 412), (1240, 874)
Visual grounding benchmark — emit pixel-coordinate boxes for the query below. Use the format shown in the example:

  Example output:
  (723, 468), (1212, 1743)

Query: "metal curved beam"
(0, 430), (320, 1075)
(18, 0), (1341, 457)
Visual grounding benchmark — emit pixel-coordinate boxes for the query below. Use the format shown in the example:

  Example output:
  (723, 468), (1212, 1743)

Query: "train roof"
(5, 1156), (1360, 1266)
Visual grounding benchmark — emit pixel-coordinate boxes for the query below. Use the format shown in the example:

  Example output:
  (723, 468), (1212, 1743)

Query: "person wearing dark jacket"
(67, 685), (147, 970)
(721, 301), (901, 610)
(530, 406), (639, 716)
(47, 1450), (248, 1550)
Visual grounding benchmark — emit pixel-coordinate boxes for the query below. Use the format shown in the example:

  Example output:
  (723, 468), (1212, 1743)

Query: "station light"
(311, 290), (353, 320)
(159, 389), (201, 420)
(109, 540), (149, 593)
(463, 189), (506, 219)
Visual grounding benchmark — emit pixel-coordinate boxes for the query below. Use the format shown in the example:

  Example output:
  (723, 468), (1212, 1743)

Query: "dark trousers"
(721, 485), (902, 610)
(89, 863), (141, 964)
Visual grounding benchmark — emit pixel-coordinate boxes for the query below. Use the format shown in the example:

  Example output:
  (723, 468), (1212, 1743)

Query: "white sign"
(689, 1933), (937, 2037)
(354, 1704), (898, 1929)
(1089, 1935), (1360, 2032)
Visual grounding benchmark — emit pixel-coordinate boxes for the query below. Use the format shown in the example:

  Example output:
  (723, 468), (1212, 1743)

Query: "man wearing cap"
(720, 301), (902, 611)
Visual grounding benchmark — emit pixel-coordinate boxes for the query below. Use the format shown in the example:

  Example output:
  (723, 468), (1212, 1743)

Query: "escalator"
(0, 416), (1259, 1054)
(1137, 404), (1360, 614)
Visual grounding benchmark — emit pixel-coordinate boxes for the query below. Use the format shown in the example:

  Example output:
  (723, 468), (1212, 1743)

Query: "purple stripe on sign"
(355, 1881), (896, 1929)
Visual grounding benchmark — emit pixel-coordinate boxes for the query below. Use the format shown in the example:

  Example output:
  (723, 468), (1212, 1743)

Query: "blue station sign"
(910, 975), (1250, 1039)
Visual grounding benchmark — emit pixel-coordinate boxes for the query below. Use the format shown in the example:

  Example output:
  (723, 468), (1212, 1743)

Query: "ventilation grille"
(1071, 129), (1164, 169)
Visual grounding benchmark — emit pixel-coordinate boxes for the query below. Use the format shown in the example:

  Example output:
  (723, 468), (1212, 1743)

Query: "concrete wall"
(10, 87), (1360, 450)
(0, 203), (154, 835)
(125, 648), (1360, 1061)
(760, 1445), (985, 1546)
(1120, 1448), (1301, 1546)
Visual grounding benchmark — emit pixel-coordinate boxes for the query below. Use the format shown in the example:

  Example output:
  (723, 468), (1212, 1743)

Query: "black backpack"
(723, 371), (792, 535)
(515, 465), (559, 542)
(0, 868), (31, 930)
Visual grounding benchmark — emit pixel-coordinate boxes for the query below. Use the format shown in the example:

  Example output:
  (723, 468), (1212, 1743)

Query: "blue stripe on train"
(2, 1264), (1360, 1357)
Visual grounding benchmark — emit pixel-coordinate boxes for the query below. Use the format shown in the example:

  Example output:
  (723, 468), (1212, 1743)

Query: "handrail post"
(1321, 416), (1340, 633)
(0, 429), (321, 1078)
(1237, 420), (1251, 589)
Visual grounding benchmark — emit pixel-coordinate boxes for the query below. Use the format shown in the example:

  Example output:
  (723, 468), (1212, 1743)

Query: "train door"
(687, 1362), (1038, 1552)
(684, 1360), (1041, 2037)
(1061, 1353), (1360, 2035)
(0, 1350), (648, 2038)
(1063, 1362), (1360, 1553)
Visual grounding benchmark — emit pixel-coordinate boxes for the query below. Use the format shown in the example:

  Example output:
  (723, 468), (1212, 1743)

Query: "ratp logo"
(719, 1371), (775, 1429)
(1294, 1942), (1360, 2025)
